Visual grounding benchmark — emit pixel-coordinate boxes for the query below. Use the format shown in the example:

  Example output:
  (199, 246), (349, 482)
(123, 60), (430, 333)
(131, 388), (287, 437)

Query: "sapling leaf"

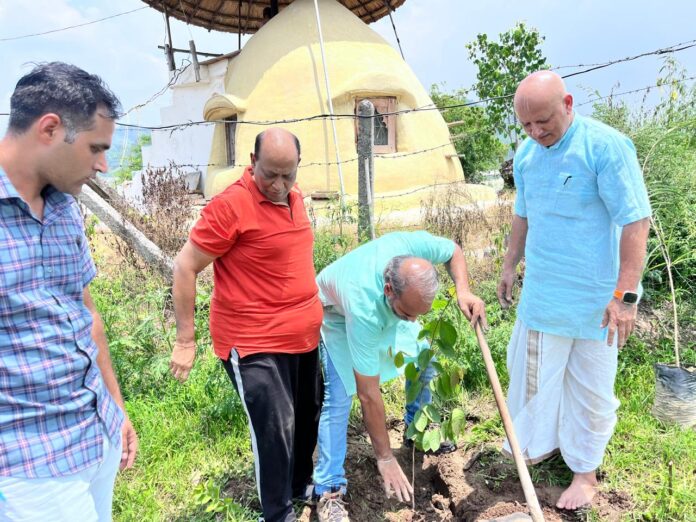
(394, 351), (405, 368)
(418, 348), (433, 370)
(423, 404), (441, 424)
(404, 362), (419, 382)
(451, 407), (466, 436)
(406, 380), (423, 403)
(414, 409), (428, 432)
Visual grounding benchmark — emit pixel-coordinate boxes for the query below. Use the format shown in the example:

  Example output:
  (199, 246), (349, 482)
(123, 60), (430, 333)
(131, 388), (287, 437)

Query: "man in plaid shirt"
(0, 62), (137, 520)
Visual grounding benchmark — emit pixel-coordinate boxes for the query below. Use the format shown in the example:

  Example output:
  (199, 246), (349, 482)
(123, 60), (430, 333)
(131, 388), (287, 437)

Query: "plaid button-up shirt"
(0, 167), (123, 478)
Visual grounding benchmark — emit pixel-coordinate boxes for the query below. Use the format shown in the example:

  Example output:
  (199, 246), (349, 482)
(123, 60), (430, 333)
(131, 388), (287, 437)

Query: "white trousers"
(503, 319), (620, 473)
(0, 426), (121, 522)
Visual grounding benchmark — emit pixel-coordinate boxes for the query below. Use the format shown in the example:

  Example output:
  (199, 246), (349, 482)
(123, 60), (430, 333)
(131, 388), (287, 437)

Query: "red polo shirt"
(189, 167), (322, 359)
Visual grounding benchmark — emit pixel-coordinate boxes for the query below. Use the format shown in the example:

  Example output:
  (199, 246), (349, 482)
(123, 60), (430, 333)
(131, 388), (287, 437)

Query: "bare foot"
(556, 471), (597, 510)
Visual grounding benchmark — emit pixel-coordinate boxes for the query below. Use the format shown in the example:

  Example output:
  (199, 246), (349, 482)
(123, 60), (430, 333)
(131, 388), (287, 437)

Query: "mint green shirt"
(316, 231), (455, 395)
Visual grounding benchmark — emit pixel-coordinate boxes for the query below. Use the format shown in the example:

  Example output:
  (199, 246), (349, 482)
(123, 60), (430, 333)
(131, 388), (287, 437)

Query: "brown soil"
(302, 421), (634, 522)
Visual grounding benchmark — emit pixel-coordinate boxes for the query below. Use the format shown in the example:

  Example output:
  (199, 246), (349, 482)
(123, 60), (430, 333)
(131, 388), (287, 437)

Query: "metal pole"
(312, 0), (346, 214)
(383, 0), (405, 61)
(357, 100), (375, 241)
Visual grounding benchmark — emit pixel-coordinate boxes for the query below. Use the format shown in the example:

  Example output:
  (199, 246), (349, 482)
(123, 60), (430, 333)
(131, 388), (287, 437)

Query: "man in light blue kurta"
(497, 71), (651, 511)
(312, 231), (487, 519)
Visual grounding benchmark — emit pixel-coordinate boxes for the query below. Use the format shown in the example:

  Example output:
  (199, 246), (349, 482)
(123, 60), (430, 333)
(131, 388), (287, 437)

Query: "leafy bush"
(430, 85), (506, 182)
(104, 163), (194, 271)
(313, 229), (352, 274)
(591, 61), (696, 296)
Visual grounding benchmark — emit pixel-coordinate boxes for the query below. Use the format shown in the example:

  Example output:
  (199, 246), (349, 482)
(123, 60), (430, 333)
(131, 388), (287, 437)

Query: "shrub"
(430, 85), (507, 183)
(591, 61), (696, 296)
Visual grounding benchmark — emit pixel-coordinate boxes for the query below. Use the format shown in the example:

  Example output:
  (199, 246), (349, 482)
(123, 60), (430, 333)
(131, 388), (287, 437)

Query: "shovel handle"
(474, 323), (545, 522)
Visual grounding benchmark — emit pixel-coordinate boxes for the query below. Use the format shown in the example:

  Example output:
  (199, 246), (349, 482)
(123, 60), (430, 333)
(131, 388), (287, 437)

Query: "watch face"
(622, 292), (639, 304)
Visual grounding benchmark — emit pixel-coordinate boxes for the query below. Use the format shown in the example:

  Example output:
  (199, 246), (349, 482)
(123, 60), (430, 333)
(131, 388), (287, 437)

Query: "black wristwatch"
(613, 289), (639, 305)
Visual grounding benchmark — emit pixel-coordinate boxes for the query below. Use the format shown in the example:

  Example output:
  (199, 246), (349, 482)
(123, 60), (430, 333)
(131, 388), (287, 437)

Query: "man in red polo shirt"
(169, 128), (323, 522)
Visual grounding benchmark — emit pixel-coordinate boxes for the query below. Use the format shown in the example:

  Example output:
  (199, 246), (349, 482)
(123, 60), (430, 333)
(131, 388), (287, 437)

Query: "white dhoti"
(503, 319), (620, 473)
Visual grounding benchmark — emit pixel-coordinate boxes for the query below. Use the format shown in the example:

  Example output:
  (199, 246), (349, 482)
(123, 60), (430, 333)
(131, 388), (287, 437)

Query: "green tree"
(430, 84), (506, 183)
(113, 133), (152, 185)
(466, 23), (548, 152)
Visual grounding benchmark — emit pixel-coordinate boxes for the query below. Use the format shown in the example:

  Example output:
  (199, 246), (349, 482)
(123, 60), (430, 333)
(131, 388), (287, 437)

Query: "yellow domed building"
(141, 0), (496, 218)
(203, 0), (463, 200)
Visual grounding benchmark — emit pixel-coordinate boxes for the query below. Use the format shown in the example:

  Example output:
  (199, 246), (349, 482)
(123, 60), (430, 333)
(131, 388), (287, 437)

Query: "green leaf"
(405, 380), (423, 404)
(413, 431), (425, 450)
(418, 348), (433, 370)
(404, 362), (419, 382)
(423, 429), (441, 453)
(451, 407), (466, 436)
(431, 361), (446, 374)
(414, 409), (428, 432)
(440, 419), (454, 443)
(406, 419), (420, 439)
(423, 404), (441, 424)
(431, 298), (448, 311)
(439, 321), (458, 347)
(394, 351), (405, 368)
(436, 374), (454, 400)
(449, 368), (463, 390)
(435, 337), (456, 358)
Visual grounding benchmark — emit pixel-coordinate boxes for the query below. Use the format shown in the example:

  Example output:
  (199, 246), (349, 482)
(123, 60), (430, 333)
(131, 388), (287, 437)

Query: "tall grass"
(591, 62), (696, 299)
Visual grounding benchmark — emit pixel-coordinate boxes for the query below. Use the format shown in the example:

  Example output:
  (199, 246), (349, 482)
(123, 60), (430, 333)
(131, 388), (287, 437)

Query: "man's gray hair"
(383, 255), (439, 302)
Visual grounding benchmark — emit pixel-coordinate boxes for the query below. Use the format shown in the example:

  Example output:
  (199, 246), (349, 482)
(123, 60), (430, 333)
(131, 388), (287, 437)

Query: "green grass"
(114, 352), (257, 521)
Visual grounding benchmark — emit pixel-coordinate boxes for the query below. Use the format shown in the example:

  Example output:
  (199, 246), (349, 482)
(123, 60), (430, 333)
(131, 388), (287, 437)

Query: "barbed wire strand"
(120, 131), (482, 174)
(575, 75), (696, 107)
(110, 71), (696, 132)
(553, 38), (696, 73)
(109, 33), (696, 128)
(2, 31), (695, 125)
(0, 6), (148, 42)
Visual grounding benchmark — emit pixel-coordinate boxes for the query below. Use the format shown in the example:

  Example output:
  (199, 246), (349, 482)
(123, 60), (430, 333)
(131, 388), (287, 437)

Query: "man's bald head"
(514, 70), (574, 147)
(383, 256), (439, 322)
(250, 128), (301, 203)
(254, 128), (300, 162)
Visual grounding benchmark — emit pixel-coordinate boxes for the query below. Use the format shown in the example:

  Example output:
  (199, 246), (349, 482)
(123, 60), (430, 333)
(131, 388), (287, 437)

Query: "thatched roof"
(142, 0), (406, 34)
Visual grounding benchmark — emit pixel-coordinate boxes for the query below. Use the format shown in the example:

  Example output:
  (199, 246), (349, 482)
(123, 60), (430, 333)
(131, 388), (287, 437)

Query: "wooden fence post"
(357, 100), (375, 241)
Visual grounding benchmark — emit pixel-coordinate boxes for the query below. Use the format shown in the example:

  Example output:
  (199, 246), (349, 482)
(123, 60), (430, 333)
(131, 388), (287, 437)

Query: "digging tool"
(474, 322), (545, 522)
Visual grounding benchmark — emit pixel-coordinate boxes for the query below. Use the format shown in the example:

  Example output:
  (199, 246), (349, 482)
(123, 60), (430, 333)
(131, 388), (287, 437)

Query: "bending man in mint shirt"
(312, 231), (487, 522)
(497, 71), (651, 511)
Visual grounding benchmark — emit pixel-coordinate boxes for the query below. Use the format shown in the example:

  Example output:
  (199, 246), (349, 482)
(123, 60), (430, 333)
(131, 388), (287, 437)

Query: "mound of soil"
(330, 421), (632, 522)
(225, 419), (633, 521)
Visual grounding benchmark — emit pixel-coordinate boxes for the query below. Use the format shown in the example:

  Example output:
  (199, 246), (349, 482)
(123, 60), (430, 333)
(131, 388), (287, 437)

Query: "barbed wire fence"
(2, 12), (695, 203)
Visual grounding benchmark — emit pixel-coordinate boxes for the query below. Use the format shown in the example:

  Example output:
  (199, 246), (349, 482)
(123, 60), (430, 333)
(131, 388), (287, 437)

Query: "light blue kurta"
(316, 231), (455, 396)
(513, 114), (652, 340)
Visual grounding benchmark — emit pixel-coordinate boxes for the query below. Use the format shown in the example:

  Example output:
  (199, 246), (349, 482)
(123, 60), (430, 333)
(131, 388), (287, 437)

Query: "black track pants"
(221, 348), (323, 522)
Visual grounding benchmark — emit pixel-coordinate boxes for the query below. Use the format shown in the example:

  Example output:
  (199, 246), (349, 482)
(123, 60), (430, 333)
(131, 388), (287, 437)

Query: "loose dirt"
(303, 420), (634, 522)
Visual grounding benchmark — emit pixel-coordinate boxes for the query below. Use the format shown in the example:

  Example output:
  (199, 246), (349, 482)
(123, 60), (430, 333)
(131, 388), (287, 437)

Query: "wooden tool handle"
(474, 323), (545, 522)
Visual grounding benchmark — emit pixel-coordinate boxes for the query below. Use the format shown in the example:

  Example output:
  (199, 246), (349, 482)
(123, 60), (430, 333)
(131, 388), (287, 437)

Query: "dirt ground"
(294, 420), (633, 522)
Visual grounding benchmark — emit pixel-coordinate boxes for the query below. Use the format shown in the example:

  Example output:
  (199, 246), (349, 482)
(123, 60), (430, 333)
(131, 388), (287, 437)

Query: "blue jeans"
(313, 342), (436, 495)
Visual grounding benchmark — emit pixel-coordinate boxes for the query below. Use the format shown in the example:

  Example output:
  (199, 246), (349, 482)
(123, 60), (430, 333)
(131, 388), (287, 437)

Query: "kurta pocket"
(550, 172), (595, 218)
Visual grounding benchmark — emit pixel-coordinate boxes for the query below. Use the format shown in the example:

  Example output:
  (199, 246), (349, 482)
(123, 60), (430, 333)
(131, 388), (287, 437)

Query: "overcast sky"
(1, 0), (695, 132)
